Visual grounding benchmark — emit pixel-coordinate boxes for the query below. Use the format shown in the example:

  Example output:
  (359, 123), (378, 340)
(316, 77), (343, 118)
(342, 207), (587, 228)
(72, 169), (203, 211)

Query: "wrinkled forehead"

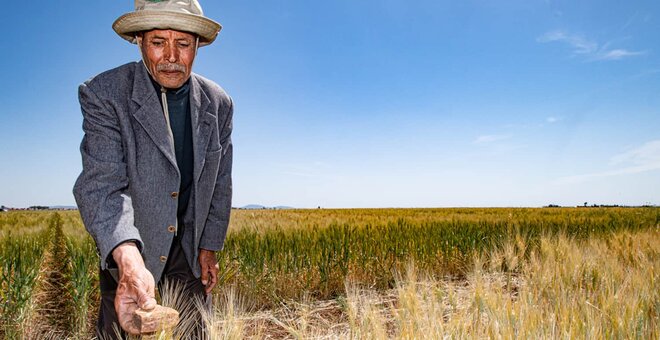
(141, 29), (198, 40)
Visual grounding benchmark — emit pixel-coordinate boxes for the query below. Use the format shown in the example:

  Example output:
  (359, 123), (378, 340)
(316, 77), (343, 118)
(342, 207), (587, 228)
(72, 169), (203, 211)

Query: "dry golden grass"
(202, 228), (659, 339)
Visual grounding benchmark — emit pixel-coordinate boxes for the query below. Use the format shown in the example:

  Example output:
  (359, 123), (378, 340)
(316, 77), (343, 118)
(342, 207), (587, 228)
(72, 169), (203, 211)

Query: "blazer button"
(171, 192), (179, 198)
(160, 256), (167, 263)
(167, 225), (176, 233)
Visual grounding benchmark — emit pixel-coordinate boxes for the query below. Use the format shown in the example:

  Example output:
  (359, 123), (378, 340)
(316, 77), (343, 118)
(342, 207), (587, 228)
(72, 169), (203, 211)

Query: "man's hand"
(112, 242), (157, 335)
(199, 249), (219, 294)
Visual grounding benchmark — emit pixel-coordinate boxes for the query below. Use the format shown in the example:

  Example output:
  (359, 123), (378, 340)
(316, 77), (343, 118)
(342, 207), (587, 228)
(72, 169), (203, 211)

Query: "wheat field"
(1, 207), (658, 339)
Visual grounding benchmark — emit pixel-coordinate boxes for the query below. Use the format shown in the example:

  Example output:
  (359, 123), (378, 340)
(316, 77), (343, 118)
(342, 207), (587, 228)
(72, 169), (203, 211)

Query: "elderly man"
(73, 0), (232, 337)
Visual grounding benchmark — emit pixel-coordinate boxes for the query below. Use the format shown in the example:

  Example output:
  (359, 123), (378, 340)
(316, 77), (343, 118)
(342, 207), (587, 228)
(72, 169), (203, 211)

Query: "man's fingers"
(204, 263), (219, 294)
(204, 274), (213, 294)
(139, 276), (157, 310)
(115, 290), (141, 335)
(200, 267), (209, 285)
(209, 264), (219, 285)
(199, 249), (219, 294)
(138, 293), (157, 311)
(147, 276), (156, 296)
(204, 270), (215, 294)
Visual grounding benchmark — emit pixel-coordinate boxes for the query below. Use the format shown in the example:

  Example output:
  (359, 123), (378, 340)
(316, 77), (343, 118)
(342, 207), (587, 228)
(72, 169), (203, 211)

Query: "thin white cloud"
(537, 30), (645, 61)
(473, 134), (511, 145)
(556, 140), (660, 184)
(538, 31), (597, 54)
(610, 140), (660, 166)
(595, 49), (646, 61)
(546, 116), (561, 123)
(555, 163), (660, 184)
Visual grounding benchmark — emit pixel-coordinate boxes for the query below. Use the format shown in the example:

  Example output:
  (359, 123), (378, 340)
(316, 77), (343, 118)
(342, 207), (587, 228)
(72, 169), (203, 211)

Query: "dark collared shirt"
(151, 78), (194, 233)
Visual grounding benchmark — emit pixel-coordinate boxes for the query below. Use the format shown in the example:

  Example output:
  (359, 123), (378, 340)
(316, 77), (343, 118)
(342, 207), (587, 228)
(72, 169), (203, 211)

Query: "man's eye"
(178, 43), (191, 48)
(152, 41), (163, 46)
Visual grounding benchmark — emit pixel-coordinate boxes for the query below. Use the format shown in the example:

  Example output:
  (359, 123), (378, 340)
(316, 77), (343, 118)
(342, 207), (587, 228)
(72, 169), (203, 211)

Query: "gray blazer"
(73, 61), (233, 281)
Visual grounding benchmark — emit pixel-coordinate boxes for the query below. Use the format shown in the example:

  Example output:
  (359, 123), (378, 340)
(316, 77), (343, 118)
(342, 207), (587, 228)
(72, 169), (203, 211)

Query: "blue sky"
(1, 0), (659, 208)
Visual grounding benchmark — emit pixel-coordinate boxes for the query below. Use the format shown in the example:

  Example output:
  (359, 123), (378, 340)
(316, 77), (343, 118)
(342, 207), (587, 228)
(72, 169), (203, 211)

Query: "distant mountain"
(239, 204), (295, 210)
(241, 204), (266, 210)
(50, 205), (78, 210)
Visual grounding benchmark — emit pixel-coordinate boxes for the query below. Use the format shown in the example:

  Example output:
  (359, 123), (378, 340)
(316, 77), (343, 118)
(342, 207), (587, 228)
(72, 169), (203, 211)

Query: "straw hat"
(113, 0), (221, 46)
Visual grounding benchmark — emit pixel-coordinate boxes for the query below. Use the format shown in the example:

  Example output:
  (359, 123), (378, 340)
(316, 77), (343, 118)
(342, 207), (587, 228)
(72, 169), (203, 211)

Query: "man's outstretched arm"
(73, 81), (144, 270)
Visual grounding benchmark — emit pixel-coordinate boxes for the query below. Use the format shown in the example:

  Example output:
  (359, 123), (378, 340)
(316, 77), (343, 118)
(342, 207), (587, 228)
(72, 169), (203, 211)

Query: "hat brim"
(113, 11), (221, 46)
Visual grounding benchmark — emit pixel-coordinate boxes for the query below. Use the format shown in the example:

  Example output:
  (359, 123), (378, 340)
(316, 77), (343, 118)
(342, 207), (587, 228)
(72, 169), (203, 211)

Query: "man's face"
(138, 29), (197, 89)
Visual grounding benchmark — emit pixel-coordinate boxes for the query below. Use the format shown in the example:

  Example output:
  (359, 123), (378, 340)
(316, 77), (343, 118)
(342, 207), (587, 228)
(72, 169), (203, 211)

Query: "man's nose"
(164, 44), (178, 62)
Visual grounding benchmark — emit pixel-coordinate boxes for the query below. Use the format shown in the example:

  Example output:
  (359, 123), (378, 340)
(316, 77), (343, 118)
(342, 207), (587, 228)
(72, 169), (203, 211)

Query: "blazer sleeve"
(73, 82), (144, 269)
(199, 97), (233, 251)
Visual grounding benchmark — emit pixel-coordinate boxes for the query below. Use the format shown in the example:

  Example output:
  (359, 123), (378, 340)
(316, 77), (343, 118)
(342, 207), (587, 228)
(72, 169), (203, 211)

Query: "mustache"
(156, 63), (186, 72)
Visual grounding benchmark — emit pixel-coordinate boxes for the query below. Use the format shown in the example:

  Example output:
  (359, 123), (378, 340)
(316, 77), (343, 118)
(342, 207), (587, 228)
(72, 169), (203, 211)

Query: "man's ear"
(135, 33), (143, 47)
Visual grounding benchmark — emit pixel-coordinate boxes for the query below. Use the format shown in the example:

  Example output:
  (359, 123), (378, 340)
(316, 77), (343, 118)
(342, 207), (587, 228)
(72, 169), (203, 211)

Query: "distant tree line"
(544, 203), (657, 208)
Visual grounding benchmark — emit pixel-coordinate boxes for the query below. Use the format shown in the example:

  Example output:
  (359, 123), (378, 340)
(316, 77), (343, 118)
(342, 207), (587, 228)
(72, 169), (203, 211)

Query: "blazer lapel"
(190, 74), (216, 183)
(130, 63), (178, 171)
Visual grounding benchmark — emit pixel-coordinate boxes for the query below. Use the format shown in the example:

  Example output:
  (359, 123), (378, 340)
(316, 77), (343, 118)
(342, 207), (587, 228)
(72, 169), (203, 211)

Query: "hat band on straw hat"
(113, 0), (221, 46)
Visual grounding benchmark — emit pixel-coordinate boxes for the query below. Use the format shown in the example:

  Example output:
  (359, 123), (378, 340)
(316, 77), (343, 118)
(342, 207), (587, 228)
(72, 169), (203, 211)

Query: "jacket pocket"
(198, 146), (222, 181)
